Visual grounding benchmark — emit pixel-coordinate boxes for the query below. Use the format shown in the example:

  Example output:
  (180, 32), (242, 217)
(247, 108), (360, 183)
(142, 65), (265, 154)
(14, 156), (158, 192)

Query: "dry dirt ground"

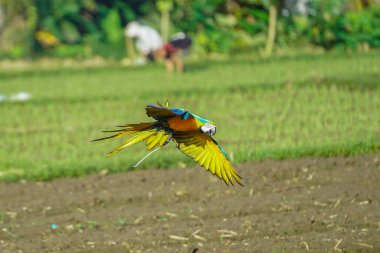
(1, 153), (380, 253)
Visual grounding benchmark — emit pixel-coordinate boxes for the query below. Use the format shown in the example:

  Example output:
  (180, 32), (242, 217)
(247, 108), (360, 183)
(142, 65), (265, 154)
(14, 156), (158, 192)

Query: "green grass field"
(1, 53), (379, 181)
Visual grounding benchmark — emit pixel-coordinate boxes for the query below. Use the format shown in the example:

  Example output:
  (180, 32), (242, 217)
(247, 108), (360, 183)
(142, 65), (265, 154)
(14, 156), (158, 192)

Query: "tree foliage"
(0, 0), (379, 59)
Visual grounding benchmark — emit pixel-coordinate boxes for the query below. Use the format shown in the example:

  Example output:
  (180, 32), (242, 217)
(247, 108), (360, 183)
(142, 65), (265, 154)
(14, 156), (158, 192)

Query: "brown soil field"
(1, 153), (380, 253)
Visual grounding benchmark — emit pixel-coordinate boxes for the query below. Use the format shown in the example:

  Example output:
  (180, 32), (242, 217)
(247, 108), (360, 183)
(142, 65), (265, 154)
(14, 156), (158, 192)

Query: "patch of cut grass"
(0, 52), (379, 181)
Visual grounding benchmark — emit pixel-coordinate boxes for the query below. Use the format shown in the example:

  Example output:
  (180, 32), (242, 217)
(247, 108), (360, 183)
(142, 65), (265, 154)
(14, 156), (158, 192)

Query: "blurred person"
(125, 21), (163, 64)
(157, 32), (192, 73)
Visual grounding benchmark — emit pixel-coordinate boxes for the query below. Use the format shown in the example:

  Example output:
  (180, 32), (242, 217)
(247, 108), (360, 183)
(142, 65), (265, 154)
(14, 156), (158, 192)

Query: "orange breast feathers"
(167, 116), (199, 131)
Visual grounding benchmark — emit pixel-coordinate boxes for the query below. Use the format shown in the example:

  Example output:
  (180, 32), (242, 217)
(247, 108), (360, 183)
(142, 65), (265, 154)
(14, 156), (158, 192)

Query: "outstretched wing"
(173, 132), (243, 186)
(146, 100), (188, 120)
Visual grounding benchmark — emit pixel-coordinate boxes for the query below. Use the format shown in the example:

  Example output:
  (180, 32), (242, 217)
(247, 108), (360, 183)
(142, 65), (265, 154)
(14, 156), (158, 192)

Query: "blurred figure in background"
(125, 21), (192, 72)
(157, 32), (192, 73)
(125, 21), (163, 64)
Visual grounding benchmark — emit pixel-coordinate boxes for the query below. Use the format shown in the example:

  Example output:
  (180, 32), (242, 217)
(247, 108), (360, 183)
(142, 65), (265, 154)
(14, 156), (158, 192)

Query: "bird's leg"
(133, 147), (161, 168)
(133, 131), (173, 168)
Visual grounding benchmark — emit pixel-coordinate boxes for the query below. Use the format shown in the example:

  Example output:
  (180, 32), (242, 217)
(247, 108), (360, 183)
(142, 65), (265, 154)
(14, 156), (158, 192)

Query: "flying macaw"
(94, 100), (243, 186)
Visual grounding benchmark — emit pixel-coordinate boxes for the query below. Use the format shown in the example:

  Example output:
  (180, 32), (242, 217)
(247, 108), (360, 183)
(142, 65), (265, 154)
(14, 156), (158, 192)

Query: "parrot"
(93, 100), (243, 186)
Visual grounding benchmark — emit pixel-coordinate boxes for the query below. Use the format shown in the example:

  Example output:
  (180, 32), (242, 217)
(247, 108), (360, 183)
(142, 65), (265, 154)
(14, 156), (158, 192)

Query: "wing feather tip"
(234, 175), (244, 186)
(106, 152), (116, 157)
(101, 130), (122, 133)
(224, 177), (244, 187)
(92, 135), (116, 142)
(222, 178), (230, 186)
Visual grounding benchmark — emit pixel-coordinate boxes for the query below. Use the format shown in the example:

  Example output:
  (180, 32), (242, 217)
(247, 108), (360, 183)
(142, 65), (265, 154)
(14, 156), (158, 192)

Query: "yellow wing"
(144, 130), (172, 151)
(173, 132), (243, 186)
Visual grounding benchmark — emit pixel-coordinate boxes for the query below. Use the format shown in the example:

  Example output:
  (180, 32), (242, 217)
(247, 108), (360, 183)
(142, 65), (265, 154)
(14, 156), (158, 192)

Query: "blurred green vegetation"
(0, 0), (380, 59)
(0, 52), (379, 181)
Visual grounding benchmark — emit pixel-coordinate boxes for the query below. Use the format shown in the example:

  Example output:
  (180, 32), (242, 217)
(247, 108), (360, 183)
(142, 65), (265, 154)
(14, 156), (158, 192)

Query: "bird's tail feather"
(107, 129), (156, 157)
(93, 122), (172, 157)
(92, 122), (157, 142)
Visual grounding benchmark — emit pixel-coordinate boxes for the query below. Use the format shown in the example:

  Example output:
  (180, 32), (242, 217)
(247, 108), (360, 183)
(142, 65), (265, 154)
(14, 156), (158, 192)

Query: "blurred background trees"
(0, 0), (379, 59)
